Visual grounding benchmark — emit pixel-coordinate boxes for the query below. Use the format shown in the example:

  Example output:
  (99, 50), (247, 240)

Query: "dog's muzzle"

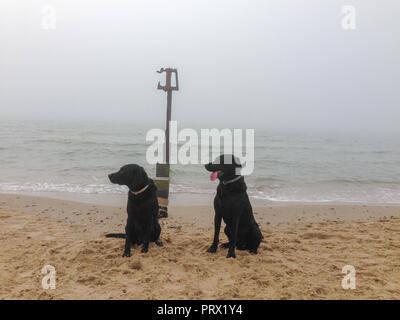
(108, 173), (116, 183)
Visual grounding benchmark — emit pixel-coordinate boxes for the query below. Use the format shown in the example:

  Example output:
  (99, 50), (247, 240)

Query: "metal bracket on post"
(157, 68), (179, 92)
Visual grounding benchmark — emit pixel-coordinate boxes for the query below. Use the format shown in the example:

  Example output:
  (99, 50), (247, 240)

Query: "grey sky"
(0, 0), (399, 132)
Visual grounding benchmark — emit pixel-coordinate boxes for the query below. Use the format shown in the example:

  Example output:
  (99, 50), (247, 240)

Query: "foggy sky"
(0, 0), (399, 132)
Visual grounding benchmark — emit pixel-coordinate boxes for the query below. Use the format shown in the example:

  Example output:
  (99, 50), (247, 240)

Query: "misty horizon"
(1, 1), (399, 133)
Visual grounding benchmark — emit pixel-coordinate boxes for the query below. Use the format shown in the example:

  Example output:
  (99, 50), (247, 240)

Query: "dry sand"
(1, 193), (400, 299)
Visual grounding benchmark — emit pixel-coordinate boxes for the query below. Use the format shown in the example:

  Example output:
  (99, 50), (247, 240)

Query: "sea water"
(1, 118), (399, 205)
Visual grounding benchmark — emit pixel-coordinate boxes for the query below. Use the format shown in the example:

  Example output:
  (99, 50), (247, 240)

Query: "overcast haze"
(0, 0), (399, 132)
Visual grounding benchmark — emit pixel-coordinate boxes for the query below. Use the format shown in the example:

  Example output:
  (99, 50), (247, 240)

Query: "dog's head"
(108, 164), (149, 192)
(205, 154), (242, 182)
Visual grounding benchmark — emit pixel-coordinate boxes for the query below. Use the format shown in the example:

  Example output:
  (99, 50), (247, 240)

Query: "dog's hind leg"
(150, 222), (163, 247)
(248, 224), (263, 254)
(236, 242), (247, 250)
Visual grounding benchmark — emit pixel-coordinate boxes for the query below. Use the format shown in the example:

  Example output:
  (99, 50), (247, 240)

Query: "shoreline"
(1, 192), (400, 233)
(2, 190), (400, 208)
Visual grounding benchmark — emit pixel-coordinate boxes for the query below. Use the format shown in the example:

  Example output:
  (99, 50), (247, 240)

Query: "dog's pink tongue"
(210, 171), (221, 181)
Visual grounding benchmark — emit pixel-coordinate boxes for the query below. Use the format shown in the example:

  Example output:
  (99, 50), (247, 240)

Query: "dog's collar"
(130, 184), (149, 195)
(222, 176), (242, 185)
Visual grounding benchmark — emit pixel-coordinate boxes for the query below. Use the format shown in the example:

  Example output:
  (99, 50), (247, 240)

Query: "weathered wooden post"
(155, 68), (179, 218)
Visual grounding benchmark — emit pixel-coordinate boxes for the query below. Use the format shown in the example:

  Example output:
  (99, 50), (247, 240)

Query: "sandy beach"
(1, 193), (400, 300)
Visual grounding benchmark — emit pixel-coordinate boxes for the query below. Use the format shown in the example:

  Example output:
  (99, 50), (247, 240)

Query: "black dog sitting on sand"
(107, 164), (162, 257)
(205, 155), (263, 258)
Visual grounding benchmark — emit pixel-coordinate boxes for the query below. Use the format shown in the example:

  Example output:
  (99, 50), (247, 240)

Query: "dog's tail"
(105, 233), (126, 239)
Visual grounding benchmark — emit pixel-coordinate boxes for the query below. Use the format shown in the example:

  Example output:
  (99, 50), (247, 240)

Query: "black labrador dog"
(205, 155), (263, 258)
(107, 164), (162, 257)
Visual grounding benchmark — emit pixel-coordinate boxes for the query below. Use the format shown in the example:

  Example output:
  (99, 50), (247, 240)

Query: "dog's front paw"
(226, 250), (236, 258)
(220, 242), (230, 249)
(155, 240), (163, 247)
(207, 244), (218, 253)
(141, 246), (149, 253)
(122, 250), (131, 257)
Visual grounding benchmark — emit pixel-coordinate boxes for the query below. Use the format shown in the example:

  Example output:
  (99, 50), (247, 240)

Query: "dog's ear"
(130, 166), (148, 189)
(138, 166), (149, 184)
